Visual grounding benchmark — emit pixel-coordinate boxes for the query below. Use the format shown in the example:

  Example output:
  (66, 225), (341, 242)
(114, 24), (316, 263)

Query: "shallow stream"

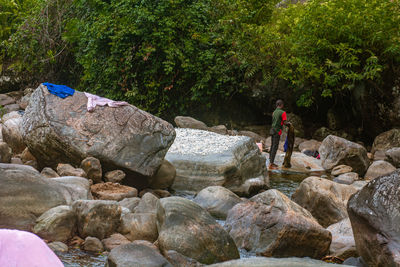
(58, 169), (328, 266)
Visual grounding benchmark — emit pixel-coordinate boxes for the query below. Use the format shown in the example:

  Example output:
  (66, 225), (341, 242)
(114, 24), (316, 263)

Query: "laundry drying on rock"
(84, 92), (129, 112)
(42, 82), (75, 99)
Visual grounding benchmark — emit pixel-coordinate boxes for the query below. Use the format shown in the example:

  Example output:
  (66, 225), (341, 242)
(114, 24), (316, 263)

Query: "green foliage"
(64, 0), (244, 116)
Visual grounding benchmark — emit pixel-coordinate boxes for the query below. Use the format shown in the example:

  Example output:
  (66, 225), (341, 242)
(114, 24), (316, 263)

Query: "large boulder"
(120, 193), (159, 242)
(225, 190), (331, 258)
(33, 205), (76, 242)
(73, 200), (121, 240)
(157, 196), (240, 264)
(2, 114), (25, 153)
(166, 128), (266, 196)
(319, 135), (369, 175)
(0, 164), (90, 230)
(193, 186), (242, 219)
(385, 147), (400, 168)
(298, 139), (321, 153)
(327, 218), (357, 259)
(348, 169), (400, 267)
(21, 84), (175, 187)
(291, 176), (358, 227)
(149, 159), (176, 189)
(371, 128), (400, 154)
(274, 152), (324, 172)
(364, 160), (396, 180)
(106, 243), (173, 267)
(207, 257), (352, 267)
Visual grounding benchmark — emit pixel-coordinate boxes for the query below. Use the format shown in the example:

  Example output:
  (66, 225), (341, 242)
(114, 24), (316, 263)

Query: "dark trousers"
(269, 132), (280, 164)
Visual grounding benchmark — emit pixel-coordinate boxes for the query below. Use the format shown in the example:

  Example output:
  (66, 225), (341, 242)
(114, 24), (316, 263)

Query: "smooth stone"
(57, 163), (87, 178)
(291, 176), (357, 227)
(101, 233), (131, 251)
(84, 236), (104, 253)
(333, 172), (359, 185)
(193, 186), (242, 219)
(364, 160), (396, 180)
(91, 182), (137, 201)
(48, 241), (69, 253)
(327, 218), (357, 259)
(41, 167), (60, 178)
(118, 197), (140, 213)
(80, 157), (102, 184)
(371, 128), (400, 153)
(207, 257), (352, 267)
(164, 250), (203, 267)
(174, 116), (208, 130)
(2, 115), (25, 153)
(385, 147), (400, 167)
(0, 142), (12, 163)
(331, 165), (353, 176)
(149, 159), (176, 189)
(104, 170), (126, 183)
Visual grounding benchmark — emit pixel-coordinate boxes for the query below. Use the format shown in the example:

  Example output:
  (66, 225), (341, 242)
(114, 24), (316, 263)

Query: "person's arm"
(282, 111), (291, 126)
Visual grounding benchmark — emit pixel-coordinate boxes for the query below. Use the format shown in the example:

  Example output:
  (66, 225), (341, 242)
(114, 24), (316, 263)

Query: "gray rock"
(120, 193), (159, 242)
(385, 147), (400, 167)
(371, 128), (400, 153)
(21, 84), (175, 186)
(364, 160), (396, 180)
(0, 164), (90, 230)
(0, 141), (12, 163)
(348, 169), (400, 267)
(327, 218), (357, 259)
(351, 180), (368, 191)
(193, 186), (242, 219)
(4, 103), (20, 113)
(0, 94), (16, 106)
(101, 233), (130, 251)
(319, 135), (369, 175)
(2, 115), (25, 153)
(10, 157), (23, 164)
(157, 196), (239, 264)
(41, 167), (60, 178)
(292, 176), (358, 227)
(166, 129), (266, 196)
(334, 172), (359, 185)
(84, 236), (104, 253)
(331, 165), (353, 176)
(33, 205), (76, 242)
(149, 159), (176, 189)
(57, 163), (87, 178)
(1, 111), (20, 123)
(52, 176), (92, 203)
(73, 199), (121, 239)
(298, 139), (321, 153)
(174, 116), (208, 130)
(104, 170), (126, 183)
(226, 190), (331, 258)
(80, 157), (102, 183)
(118, 197), (140, 212)
(106, 243), (172, 267)
(209, 125), (228, 135)
(48, 241), (68, 253)
(207, 257), (353, 267)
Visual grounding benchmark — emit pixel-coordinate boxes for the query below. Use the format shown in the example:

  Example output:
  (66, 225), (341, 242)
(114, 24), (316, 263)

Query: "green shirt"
(271, 108), (287, 135)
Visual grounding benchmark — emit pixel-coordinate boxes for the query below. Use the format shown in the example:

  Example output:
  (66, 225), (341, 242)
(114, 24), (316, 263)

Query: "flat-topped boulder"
(0, 164), (90, 230)
(274, 152), (324, 172)
(165, 128), (266, 195)
(21, 84), (175, 187)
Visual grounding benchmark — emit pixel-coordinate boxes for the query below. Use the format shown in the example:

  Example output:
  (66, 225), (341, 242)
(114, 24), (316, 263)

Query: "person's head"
(276, 99), (284, 108)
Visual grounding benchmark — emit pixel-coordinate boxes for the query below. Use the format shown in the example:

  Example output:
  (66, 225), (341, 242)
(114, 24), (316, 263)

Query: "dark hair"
(276, 99), (284, 107)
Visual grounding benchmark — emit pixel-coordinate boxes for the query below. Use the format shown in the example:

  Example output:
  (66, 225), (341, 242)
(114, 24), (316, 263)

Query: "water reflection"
(56, 249), (107, 267)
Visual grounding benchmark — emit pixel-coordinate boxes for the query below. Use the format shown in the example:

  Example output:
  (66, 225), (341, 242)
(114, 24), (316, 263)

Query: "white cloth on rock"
(84, 92), (128, 112)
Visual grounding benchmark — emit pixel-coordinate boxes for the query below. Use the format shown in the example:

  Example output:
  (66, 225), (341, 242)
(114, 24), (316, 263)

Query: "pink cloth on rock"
(84, 92), (128, 112)
(0, 229), (64, 267)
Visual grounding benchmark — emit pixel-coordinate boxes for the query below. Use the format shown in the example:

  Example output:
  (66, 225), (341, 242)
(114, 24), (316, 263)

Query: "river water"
(58, 169), (323, 266)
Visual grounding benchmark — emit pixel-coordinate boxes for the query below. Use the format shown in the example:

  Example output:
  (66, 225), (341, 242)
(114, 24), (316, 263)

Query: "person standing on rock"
(269, 99), (290, 169)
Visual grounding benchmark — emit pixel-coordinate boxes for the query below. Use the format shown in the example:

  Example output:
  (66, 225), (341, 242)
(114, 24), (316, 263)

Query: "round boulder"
(291, 176), (358, 227)
(225, 190), (331, 258)
(364, 160), (396, 180)
(193, 186), (242, 219)
(2, 115), (25, 153)
(385, 147), (400, 168)
(371, 128), (400, 153)
(157, 196), (240, 264)
(80, 157), (102, 184)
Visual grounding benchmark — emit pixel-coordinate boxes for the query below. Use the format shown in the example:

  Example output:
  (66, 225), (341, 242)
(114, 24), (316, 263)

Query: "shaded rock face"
(157, 197), (240, 264)
(101, 233), (130, 251)
(106, 243), (172, 267)
(364, 160), (396, 180)
(348, 169), (400, 267)
(33, 205), (76, 242)
(73, 200), (121, 240)
(84, 237), (104, 253)
(21, 85), (175, 187)
(0, 164), (90, 231)
(193, 186), (242, 219)
(80, 157), (102, 183)
(164, 250), (203, 267)
(298, 139), (321, 153)
(166, 129), (266, 196)
(149, 159), (176, 189)
(327, 218), (357, 259)
(0, 142), (12, 163)
(225, 190), (331, 259)
(372, 128), (400, 153)
(319, 135), (369, 175)
(292, 177), (358, 228)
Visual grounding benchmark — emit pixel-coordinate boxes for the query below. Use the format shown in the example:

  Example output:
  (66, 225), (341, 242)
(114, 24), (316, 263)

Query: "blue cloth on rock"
(43, 82), (75, 98)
